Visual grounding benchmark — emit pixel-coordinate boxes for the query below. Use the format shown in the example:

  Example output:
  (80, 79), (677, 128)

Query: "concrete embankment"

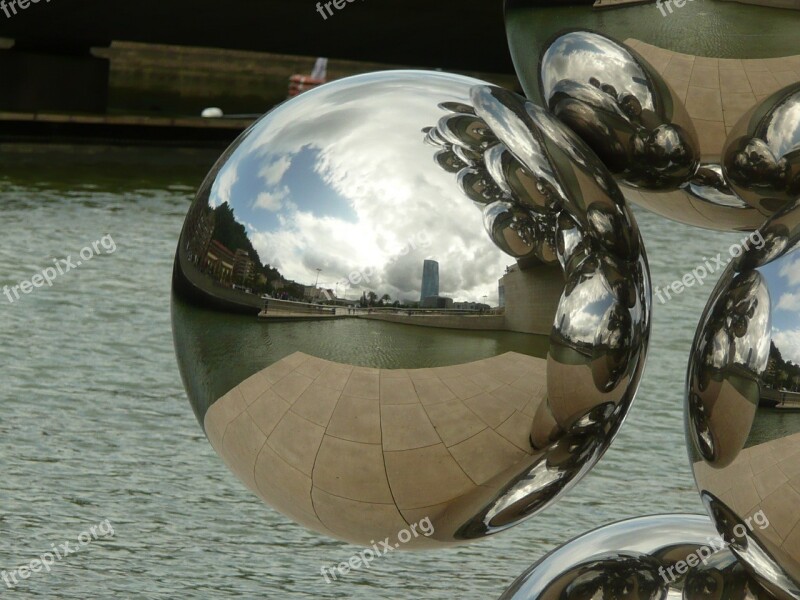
(359, 313), (507, 331)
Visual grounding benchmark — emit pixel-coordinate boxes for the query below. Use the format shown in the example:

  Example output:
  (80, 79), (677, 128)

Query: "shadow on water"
(0, 144), (222, 192)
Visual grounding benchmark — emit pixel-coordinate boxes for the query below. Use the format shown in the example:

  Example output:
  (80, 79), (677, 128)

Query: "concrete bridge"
(0, 0), (512, 112)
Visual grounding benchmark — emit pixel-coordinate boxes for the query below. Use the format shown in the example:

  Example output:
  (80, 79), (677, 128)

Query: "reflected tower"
(420, 259), (440, 302)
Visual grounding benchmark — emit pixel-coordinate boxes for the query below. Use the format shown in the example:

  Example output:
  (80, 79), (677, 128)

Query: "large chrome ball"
(499, 514), (773, 599)
(723, 83), (800, 216)
(171, 70), (650, 547)
(504, 0), (800, 231)
(687, 199), (800, 598)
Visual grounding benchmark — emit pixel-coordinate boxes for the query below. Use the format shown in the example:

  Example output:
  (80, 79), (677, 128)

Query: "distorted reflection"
(172, 71), (651, 547)
(724, 83), (800, 216)
(688, 200), (800, 598)
(505, 1), (800, 230)
(499, 515), (772, 599)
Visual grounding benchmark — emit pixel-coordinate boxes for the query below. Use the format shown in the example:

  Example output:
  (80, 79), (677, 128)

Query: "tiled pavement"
(204, 351), (547, 546)
(626, 39), (800, 160)
(694, 431), (800, 581)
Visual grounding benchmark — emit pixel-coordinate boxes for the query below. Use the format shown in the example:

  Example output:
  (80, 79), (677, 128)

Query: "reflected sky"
(541, 31), (653, 112)
(763, 87), (800, 160)
(205, 71), (513, 303)
(557, 266), (615, 345)
(764, 251), (800, 363)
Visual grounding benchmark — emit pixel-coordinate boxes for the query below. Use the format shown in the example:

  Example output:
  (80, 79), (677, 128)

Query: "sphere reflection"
(505, 0), (800, 231)
(688, 199), (800, 598)
(723, 83), (800, 216)
(171, 71), (650, 547)
(499, 515), (773, 600)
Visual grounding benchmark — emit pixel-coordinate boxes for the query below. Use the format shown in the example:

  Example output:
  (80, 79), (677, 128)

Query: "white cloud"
(773, 328), (800, 365)
(259, 156), (292, 186)
(779, 256), (800, 286)
(210, 162), (238, 208)
(254, 187), (288, 212)
(223, 72), (517, 304)
(777, 291), (800, 312)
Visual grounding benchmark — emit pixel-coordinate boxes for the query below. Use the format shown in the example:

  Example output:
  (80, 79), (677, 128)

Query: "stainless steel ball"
(499, 514), (773, 599)
(687, 199), (800, 598)
(723, 83), (800, 216)
(504, 0), (800, 231)
(171, 70), (650, 547)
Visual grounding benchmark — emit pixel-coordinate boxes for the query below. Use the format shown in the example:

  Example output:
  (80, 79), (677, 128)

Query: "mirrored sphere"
(723, 83), (800, 216)
(499, 514), (773, 599)
(687, 199), (800, 598)
(505, 0), (800, 231)
(171, 70), (650, 547)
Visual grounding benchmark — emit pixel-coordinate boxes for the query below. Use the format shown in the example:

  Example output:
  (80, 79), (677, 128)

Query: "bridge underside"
(0, 0), (512, 113)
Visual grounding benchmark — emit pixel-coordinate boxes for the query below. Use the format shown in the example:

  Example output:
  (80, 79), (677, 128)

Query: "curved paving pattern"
(204, 351), (546, 546)
(628, 39), (800, 160)
(694, 432), (800, 581)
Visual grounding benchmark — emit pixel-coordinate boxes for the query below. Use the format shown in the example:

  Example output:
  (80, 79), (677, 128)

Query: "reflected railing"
(358, 306), (505, 316)
(261, 298), (336, 315)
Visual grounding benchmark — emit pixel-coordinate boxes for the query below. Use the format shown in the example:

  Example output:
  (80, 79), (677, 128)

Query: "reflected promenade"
(629, 40), (800, 160)
(203, 350), (547, 547)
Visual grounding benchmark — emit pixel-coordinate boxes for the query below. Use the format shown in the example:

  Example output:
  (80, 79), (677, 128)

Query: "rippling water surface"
(0, 145), (744, 598)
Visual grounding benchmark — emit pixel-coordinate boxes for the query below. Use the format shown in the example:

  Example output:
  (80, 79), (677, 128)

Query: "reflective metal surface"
(499, 514), (774, 599)
(723, 84), (800, 217)
(171, 70), (650, 547)
(687, 200), (800, 598)
(504, 0), (800, 231)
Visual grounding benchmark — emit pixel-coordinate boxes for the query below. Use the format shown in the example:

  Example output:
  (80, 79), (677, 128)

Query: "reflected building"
(420, 259), (439, 301)
(304, 286), (335, 302)
(204, 240), (236, 284)
(422, 296), (453, 309)
(183, 201), (215, 266)
(233, 249), (254, 286)
(453, 301), (491, 311)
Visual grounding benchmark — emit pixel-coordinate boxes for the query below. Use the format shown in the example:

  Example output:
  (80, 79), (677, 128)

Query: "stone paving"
(627, 39), (800, 160)
(203, 351), (546, 545)
(694, 431), (800, 581)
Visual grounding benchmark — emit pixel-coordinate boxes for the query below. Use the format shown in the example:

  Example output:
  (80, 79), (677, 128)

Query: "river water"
(0, 144), (745, 598)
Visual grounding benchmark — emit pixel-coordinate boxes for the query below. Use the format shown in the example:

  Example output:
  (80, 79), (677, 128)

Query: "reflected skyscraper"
(420, 259), (440, 302)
